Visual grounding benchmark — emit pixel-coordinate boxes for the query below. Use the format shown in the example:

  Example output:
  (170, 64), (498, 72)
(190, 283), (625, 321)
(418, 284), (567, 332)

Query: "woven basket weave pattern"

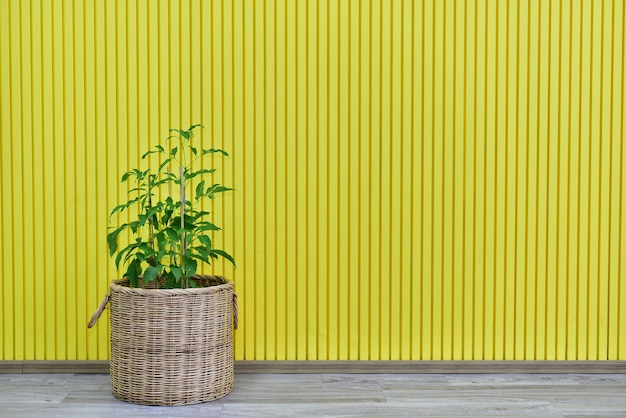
(109, 276), (234, 406)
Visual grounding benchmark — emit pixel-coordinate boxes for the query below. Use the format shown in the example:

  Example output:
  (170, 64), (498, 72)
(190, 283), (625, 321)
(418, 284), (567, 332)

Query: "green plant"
(107, 124), (235, 289)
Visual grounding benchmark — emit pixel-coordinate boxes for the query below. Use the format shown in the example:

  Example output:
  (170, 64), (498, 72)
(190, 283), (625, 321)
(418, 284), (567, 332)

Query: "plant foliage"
(107, 124), (235, 289)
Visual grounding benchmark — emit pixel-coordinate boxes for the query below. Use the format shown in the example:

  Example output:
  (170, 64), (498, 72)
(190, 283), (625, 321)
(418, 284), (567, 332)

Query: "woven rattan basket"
(90, 275), (237, 406)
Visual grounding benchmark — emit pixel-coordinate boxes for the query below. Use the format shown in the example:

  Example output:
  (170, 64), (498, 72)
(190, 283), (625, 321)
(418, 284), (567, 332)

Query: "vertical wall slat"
(0, 0), (15, 360)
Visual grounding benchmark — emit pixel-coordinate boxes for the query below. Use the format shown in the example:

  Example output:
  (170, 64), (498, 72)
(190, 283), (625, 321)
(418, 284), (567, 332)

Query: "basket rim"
(110, 275), (233, 296)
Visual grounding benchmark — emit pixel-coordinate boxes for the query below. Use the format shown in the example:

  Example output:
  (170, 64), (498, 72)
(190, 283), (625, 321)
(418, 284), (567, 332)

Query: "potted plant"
(89, 124), (238, 406)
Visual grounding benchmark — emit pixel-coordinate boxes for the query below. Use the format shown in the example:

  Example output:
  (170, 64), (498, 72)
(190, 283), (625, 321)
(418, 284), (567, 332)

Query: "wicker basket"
(101, 275), (236, 406)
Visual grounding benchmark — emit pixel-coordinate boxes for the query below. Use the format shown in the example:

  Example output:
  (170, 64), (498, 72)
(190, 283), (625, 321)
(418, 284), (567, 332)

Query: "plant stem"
(167, 167), (172, 198)
(168, 166), (177, 266)
(180, 165), (186, 287)
(147, 176), (156, 266)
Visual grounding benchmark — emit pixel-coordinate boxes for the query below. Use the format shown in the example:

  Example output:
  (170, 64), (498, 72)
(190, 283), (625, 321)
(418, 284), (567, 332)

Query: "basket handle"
(233, 292), (239, 330)
(88, 294), (110, 328)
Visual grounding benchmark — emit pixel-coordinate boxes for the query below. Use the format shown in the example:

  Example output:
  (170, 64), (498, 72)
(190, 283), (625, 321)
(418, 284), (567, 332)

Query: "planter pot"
(93, 275), (237, 406)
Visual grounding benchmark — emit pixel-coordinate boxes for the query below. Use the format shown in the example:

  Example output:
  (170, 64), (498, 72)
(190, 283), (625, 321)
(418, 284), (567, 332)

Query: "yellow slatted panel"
(0, 0), (625, 361)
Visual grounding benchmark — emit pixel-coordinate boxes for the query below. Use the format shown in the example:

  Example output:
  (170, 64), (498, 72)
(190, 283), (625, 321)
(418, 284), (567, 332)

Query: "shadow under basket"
(90, 275), (238, 406)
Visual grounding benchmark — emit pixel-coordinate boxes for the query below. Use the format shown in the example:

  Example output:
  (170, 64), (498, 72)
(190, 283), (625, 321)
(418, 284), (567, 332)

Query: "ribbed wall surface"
(1, 0), (625, 361)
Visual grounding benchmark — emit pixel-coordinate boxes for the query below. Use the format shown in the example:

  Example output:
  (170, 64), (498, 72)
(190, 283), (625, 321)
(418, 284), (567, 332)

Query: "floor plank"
(0, 373), (624, 417)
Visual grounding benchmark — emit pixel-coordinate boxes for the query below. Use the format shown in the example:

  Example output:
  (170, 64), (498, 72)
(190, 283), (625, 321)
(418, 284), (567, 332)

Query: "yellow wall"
(1, 0), (625, 361)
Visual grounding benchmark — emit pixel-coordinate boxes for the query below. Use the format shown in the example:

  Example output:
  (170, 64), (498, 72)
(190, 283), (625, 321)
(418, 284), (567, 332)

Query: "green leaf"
(122, 247), (140, 266)
(170, 265), (182, 280)
(109, 203), (129, 220)
(187, 211), (211, 224)
(170, 128), (190, 140)
(137, 214), (149, 227)
(185, 168), (216, 180)
(195, 221), (221, 232)
(155, 248), (167, 261)
(202, 148), (229, 157)
(141, 145), (166, 159)
(167, 250), (178, 265)
(165, 227), (179, 242)
(143, 265), (163, 283)
(158, 157), (173, 173)
(137, 242), (154, 254)
(134, 252), (146, 263)
(171, 147), (178, 157)
(151, 179), (171, 189)
(211, 249), (236, 268)
(190, 146), (197, 155)
(197, 234), (212, 252)
(191, 251), (210, 265)
(107, 225), (127, 257)
(195, 180), (205, 201)
(148, 173), (159, 184)
(162, 208), (174, 225)
(145, 204), (163, 220)
(193, 245), (210, 259)
(205, 184), (233, 198)
(171, 216), (196, 231)
(129, 221), (140, 234)
(125, 259), (141, 288)
(165, 273), (178, 288)
(141, 150), (156, 159)
(182, 256), (198, 277)
(188, 210), (211, 219)
(160, 171), (177, 182)
(121, 171), (133, 182)
(155, 231), (166, 247)
(114, 242), (140, 269)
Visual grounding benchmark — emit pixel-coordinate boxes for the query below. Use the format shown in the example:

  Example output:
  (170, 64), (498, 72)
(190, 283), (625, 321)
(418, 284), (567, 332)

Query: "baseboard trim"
(2, 360), (625, 374)
(234, 360), (626, 374)
(0, 361), (110, 374)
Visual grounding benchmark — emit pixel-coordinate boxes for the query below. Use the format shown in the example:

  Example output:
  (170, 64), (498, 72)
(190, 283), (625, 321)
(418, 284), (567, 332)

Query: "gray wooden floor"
(1, 373), (625, 417)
